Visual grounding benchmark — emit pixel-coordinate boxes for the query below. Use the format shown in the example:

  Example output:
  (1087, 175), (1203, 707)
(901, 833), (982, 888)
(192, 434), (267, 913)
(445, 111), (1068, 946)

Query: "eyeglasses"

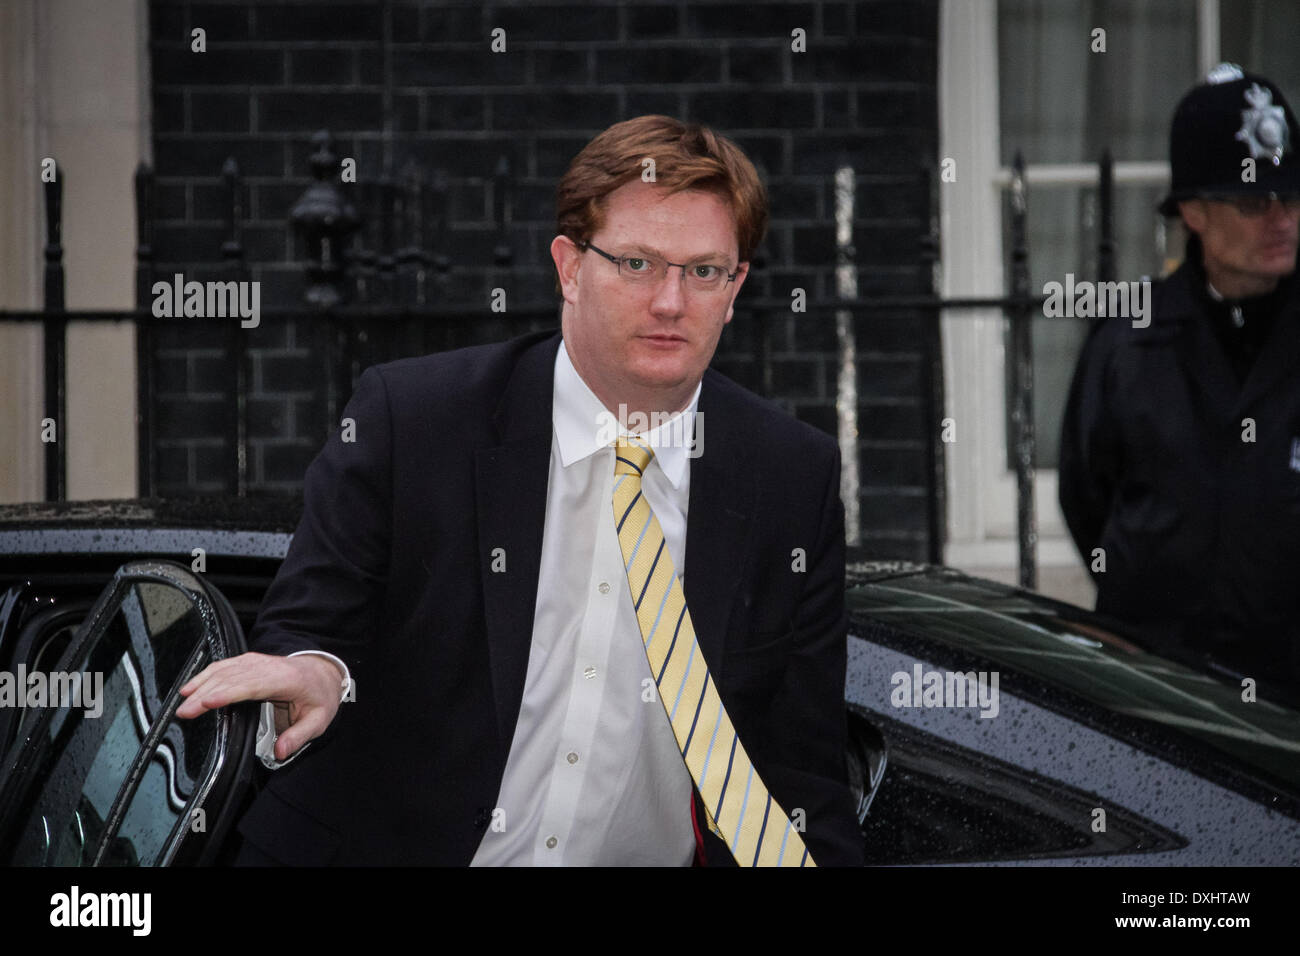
(579, 240), (739, 292)
(1197, 193), (1300, 217)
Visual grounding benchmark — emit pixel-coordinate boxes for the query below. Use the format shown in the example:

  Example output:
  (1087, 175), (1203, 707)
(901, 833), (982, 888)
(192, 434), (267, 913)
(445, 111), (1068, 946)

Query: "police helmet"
(1160, 63), (1300, 216)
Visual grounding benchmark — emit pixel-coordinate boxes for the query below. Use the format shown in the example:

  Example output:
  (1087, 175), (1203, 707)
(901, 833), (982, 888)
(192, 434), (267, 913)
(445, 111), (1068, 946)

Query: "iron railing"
(2, 146), (1129, 583)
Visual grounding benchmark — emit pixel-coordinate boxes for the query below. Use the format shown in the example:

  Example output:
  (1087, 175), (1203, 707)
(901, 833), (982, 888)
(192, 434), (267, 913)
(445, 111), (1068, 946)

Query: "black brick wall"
(146, 0), (940, 559)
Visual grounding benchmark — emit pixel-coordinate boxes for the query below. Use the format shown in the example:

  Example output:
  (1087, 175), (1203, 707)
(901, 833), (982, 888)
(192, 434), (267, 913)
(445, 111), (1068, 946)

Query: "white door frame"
(936, 0), (1212, 573)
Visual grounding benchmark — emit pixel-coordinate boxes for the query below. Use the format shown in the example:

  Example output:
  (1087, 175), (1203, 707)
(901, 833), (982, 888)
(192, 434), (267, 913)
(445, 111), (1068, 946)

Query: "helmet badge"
(1236, 83), (1290, 166)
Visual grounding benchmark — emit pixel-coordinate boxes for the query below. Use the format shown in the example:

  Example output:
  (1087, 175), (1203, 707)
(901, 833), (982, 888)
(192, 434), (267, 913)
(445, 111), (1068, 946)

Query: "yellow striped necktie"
(611, 436), (814, 867)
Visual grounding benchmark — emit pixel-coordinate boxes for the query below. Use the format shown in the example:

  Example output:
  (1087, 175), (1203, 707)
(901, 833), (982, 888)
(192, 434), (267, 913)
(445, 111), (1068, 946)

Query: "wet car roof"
(0, 497), (301, 532)
(0, 498), (300, 559)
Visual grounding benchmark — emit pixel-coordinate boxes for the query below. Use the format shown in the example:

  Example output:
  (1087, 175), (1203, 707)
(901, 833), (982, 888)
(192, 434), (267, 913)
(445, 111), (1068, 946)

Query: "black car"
(0, 498), (294, 866)
(1, 499), (1297, 865)
(842, 563), (1300, 865)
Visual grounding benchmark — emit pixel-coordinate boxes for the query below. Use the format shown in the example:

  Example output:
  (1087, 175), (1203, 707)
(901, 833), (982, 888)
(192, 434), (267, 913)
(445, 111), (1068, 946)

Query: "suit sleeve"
(770, 445), (864, 866)
(249, 365), (394, 666)
(1058, 321), (1121, 572)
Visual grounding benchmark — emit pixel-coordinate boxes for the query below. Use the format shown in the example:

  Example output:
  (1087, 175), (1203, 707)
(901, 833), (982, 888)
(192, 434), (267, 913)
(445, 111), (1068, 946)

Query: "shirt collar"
(552, 338), (701, 489)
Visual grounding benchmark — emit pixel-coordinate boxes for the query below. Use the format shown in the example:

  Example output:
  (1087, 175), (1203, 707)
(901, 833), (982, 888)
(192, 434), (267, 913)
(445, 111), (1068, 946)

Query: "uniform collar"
(552, 339), (701, 489)
(1158, 237), (1300, 411)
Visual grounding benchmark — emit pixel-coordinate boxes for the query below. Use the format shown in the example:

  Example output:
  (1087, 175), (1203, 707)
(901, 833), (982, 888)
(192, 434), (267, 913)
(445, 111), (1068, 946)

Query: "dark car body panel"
(1, 500), (1297, 865)
(843, 564), (1300, 865)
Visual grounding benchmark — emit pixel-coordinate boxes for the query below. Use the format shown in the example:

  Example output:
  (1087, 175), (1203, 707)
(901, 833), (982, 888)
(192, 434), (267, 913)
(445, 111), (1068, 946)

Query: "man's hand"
(177, 652), (345, 761)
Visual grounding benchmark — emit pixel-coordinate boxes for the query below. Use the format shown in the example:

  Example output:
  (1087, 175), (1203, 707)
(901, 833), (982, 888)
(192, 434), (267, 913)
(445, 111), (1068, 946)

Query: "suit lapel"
(476, 333), (560, 748)
(684, 372), (755, 674)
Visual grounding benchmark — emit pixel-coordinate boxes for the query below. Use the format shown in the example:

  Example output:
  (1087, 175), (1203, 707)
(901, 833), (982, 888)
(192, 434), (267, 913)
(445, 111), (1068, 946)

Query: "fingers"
(178, 652), (271, 700)
(275, 707), (331, 760)
(176, 651), (343, 761)
(176, 652), (339, 720)
(272, 701), (291, 736)
(176, 652), (290, 718)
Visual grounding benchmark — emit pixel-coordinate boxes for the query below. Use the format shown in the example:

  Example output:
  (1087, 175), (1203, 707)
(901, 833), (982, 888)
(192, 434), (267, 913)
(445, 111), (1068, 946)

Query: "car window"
(111, 674), (224, 866)
(0, 588), (90, 764)
(0, 562), (250, 866)
(853, 708), (1184, 864)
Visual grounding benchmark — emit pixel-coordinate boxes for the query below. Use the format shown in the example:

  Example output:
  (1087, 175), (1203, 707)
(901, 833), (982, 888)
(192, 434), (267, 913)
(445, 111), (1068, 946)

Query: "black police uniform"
(1058, 237), (1300, 693)
(1058, 64), (1300, 697)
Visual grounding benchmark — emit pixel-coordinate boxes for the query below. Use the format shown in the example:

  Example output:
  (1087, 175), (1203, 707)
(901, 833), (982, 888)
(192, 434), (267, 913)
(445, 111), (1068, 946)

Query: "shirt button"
(545, 836), (558, 849)
(583, 666), (596, 680)
(598, 582), (611, 594)
(566, 751), (579, 764)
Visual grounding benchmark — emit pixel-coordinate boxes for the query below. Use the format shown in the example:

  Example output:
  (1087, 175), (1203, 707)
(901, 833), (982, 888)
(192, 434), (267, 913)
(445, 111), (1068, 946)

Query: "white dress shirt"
(260, 340), (699, 865)
(471, 341), (697, 865)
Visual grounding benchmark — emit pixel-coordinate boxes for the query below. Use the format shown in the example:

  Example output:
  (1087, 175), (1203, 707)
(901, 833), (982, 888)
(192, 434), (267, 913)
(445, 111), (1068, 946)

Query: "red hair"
(555, 115), (769, 262)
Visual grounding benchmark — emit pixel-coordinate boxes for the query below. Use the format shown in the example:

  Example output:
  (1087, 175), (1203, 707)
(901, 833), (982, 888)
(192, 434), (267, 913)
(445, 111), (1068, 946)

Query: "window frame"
(937, 0), (1217, 577)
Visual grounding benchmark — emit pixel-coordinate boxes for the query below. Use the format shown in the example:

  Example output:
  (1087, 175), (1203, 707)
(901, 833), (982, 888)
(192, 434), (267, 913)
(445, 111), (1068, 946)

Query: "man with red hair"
(180, 116), (864, 866)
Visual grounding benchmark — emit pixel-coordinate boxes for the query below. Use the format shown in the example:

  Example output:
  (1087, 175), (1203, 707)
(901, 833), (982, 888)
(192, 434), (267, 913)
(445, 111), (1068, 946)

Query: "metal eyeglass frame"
(578, 240), (740, 288)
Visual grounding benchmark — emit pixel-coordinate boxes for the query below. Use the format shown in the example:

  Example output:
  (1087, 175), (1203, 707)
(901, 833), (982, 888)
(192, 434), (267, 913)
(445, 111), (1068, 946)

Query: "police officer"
(1059, 64), (1300, 699)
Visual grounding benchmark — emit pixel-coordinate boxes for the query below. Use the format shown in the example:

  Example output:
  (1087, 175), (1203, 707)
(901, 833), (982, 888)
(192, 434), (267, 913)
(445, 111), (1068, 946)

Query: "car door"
(0, 560), (257, 866)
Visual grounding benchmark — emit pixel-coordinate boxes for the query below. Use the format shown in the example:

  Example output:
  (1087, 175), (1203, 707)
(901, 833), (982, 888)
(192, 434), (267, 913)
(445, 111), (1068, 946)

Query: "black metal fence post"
(290, 131), (361, 443)
(1008, 151), (1037, 590)
(134, 163), (156, 497)
(1098, 149), (1116, 283)
(221, 157), (248, 496)
(353, 177), (379, 304)
(395, 159), (423, 311)
(290, 131), (360, 309)
(375, 176), (396, 306)
(919, 165), (946, 565)
(492, 154), (514, 270)
(42, 170), (66, 502)
(428, 168), (451, 305)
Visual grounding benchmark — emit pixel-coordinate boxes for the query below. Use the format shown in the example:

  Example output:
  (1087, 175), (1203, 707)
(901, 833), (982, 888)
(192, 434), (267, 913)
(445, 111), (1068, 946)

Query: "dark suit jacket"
(237, 330), (864, 865)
